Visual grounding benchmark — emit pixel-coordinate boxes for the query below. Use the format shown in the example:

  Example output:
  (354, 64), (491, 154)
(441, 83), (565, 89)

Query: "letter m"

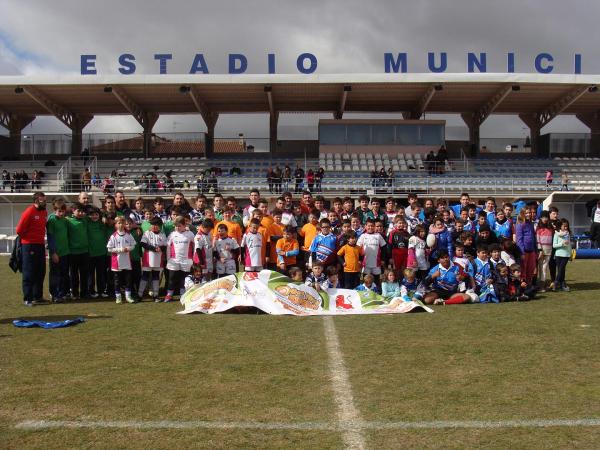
(384, 53), (408, 73)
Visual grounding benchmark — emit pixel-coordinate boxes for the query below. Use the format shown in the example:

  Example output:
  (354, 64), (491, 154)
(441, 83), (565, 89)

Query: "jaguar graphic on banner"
(179, 270), (433, 315)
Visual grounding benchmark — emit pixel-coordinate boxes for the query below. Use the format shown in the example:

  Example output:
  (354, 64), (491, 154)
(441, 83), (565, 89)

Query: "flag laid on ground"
(179, 270), (433, 315)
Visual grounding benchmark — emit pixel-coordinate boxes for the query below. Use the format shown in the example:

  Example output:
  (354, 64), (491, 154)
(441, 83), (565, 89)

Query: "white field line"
(15, 418), (600, 432)
(322, 316), (367, 450)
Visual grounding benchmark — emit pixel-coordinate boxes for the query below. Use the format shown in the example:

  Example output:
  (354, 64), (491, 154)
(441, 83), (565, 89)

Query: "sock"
(445, 293), (469, 304)
(152, 279), (160, 296)
(138, 279), (148, 297)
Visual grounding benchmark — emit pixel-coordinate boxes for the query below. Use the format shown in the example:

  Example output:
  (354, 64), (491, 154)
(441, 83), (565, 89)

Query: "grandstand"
(1, 73), (600, 242)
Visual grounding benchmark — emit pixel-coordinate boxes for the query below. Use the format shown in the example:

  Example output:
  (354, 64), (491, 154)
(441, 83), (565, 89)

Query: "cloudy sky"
(0, 0), (598, 140)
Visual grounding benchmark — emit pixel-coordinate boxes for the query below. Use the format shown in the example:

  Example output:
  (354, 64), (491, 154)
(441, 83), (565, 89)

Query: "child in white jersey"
(138, 216), (167, 302)
(357, 218), (387, 285)
(106, 216), (137, 304)
(194, 218), (215, 282)
(184, 264), (204, 291)
(165, 216), (195, 302)
(408, 225), (429, 280)
(241, 218), (264, 271)
(214, 223), (240, 277)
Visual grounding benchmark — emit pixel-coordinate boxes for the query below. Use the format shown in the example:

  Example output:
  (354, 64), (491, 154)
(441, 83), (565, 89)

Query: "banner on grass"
(179, 270), (433, 315)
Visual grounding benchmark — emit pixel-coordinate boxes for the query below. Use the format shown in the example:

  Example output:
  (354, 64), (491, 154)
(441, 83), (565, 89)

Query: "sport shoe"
(163, 294), (173, 303)
(24, 300), (33, 307)
(115, 294), (123, 304)
(153, 297), (161, 303)
(433, 298), (445, 305)
(125, 293), (135, 304)
(549, 282), (555, 290)
(89, 293), (99, 299)
(561, 285), (571, 292)
(101, 293), (110, 298)
(53, 297), (64, 304)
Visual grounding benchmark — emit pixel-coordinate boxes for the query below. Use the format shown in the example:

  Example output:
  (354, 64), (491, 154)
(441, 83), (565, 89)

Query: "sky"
(0, 0), (598, 140)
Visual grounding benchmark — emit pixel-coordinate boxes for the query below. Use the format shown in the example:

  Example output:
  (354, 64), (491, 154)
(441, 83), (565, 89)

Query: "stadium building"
(0, 73), (600, 240)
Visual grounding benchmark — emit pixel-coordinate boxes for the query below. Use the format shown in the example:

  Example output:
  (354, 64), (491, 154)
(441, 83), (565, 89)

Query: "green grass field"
(1, 257), (600, 449)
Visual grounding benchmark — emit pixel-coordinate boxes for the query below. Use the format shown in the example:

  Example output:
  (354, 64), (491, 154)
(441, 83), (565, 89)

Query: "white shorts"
(362, 266), (382, 276)
(167, 260), (193, 272)
(216, 259), (236, 275)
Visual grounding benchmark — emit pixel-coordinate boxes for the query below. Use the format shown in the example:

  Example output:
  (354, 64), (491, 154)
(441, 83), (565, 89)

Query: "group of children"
(44, 190), (573, 306)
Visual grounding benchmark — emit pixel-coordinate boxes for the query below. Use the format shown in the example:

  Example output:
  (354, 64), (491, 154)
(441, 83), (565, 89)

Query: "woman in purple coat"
(515, 207), (537, 285)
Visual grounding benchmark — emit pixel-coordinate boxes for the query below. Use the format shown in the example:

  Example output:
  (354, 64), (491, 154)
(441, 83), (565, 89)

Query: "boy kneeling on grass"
(414, 250), (473, 305)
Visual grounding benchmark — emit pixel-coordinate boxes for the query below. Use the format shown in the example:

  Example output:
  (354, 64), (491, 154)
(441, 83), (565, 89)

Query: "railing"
(75, 174), (577, 197)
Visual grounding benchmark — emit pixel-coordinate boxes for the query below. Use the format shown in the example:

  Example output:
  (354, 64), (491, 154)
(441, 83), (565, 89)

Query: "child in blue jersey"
(420, 250), (471, 305)
(400, 268), (420, 301)
(491, 209), (513, 240)
(355, 273), (380, 294)
(473, 245), (497, 303)
(310, 218), (338, 269)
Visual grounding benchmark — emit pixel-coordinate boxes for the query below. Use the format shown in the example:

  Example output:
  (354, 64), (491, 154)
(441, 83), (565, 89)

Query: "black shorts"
(433, 288), (454, 300)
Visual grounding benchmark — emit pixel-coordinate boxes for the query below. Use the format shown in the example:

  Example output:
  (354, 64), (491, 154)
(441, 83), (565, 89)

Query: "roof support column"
(204, 113), (218, 158)
(460, 113), (480, 157)
(518, 114), (543, 157)
(1, 113), (35, 157)
(141, 113), (159, 158)
(576, 113), (600, 157)
(71, 115), (93, 156)
(270, 111), (279, 153)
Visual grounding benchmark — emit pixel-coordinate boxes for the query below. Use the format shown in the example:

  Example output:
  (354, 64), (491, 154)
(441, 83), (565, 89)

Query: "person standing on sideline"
(560, 171), (569, 191)
(545, 169), (553, 190)
(16, 192), (48, 306)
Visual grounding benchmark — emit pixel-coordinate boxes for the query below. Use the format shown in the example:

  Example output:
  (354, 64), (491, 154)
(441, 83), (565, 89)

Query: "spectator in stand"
(315, 167), (324, 192)
(273, 165), (282, 194)
(81, 168), (92, 192)
(386, 167), (394, 187)
(31, 170), (42, 190)
(283, 165), (291, 192)
(1, 170), (9, 190)
(437, 146), (448, 175)
(425, 150), (436, 176)
(379, 167), (387, 186)
(266, 167), (274, 193)
(16, 192), (48, 306)
(590, 200), (600, 249)
(306, 169), (315, 192)
(294, 165), (305, 194)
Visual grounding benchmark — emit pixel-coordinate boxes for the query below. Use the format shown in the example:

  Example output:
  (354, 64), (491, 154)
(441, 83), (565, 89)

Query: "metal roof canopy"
(1, 73), (600, 117)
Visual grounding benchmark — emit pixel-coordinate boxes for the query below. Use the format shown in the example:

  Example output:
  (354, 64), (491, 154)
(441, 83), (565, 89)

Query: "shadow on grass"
(0, 314), (112, 324)
(567, 282), (600, 291)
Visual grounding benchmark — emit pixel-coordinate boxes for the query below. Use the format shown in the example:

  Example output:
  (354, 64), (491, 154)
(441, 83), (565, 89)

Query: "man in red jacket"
(16, 192), (47, 306)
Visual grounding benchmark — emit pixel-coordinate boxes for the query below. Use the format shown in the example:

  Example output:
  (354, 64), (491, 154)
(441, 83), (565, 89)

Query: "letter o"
(296, 53), (317, 74)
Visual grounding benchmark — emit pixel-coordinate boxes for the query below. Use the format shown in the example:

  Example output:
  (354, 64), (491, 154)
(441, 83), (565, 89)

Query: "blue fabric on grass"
(13, 317), (85, 329)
